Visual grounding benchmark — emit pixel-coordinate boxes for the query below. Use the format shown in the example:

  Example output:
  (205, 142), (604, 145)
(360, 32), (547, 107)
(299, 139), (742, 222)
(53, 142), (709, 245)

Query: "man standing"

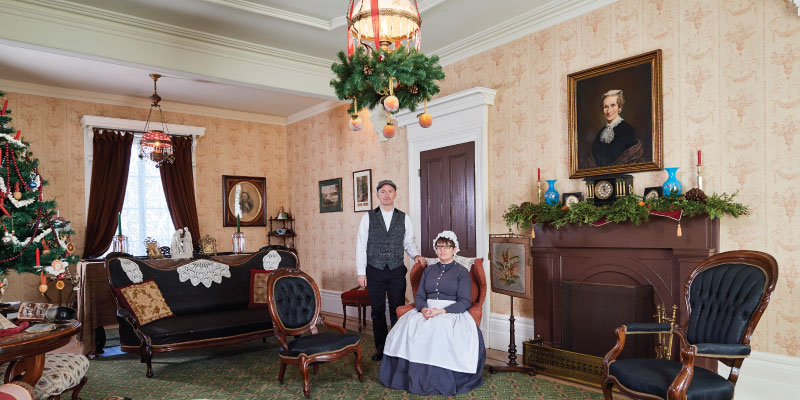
(356, 180), (426, 361)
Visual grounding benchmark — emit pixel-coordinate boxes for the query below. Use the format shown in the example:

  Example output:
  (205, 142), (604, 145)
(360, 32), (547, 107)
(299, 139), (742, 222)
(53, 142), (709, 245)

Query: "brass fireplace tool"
(654, 304), (678, 359)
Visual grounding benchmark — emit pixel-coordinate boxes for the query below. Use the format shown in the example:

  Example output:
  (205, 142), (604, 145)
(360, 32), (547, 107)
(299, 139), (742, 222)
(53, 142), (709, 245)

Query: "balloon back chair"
(602, 250), (778, 400)
(265, 268), (364, 397)
(396, 256), (487, 326)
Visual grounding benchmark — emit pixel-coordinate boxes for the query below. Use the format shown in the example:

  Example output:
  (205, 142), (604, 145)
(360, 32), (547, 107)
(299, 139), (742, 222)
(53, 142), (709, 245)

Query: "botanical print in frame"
(568, 50), (663, 178)
(222, 175), (267, 227)
(489, 235), (532, 299)
(319, 178), (343, 213)
(353, 169), (372, 212)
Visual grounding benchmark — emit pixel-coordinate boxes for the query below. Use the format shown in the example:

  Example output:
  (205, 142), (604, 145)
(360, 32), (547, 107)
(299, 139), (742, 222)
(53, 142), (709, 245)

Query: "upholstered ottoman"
(340, 287), (370, 332)
(30, 353), (89, 400)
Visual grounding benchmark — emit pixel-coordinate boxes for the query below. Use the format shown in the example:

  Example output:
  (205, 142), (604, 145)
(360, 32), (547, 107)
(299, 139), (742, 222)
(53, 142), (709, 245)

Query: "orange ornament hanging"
(418, 98), (432, 128)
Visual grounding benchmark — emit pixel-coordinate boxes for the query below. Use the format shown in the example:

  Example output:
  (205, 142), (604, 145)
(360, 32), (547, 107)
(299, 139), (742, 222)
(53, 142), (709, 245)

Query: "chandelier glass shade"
(139, 74), (174, 167)
(347, 0), (421, 53)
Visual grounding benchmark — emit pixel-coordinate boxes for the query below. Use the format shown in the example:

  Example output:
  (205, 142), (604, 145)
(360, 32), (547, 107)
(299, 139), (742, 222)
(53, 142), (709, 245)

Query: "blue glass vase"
(662, 167), (682, 196)
(544, 179), (559, 205)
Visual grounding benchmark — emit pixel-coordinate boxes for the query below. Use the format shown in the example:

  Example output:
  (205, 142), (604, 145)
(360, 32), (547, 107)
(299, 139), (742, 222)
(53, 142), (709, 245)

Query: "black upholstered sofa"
(105, 247), (298, 377)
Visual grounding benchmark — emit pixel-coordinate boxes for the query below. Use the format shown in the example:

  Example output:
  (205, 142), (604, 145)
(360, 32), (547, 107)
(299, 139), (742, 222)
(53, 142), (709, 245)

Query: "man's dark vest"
(366, 207), (406, 270)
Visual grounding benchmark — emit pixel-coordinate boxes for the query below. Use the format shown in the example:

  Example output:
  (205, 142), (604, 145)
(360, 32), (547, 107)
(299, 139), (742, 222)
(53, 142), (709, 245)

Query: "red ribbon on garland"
(370, 0), (381, 51)
(592, 210), (683, 236)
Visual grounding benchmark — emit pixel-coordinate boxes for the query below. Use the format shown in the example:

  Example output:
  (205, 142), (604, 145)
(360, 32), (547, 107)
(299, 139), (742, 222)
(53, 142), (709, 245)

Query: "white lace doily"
(119, 259), (144, 283)
(263, 251), (281, 271)
(176, 260), (231, 288)
(424, 255), (475, 271)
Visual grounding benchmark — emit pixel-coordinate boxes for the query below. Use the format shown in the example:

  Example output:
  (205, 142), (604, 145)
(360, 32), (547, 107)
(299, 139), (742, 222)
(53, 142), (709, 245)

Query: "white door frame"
(396, 87), (496, 340)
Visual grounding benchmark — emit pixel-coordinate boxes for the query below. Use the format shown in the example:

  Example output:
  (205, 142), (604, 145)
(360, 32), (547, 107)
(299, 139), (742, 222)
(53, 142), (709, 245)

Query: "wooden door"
(419, 142), (476, 257)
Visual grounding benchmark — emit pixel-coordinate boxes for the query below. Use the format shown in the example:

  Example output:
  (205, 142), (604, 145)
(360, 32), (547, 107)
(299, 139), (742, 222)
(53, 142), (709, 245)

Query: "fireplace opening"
(561, 281), (655, 359)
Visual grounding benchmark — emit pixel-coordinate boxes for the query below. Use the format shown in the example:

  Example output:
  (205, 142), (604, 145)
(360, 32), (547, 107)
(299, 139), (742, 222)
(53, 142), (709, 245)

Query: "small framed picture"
(562, 192), (584, 206)
(319, 178), (343, 213)
(353, 169), (372, 212)
(489, 235), (532, 299)
(643, 186), (663, 200)
(18, 301), (53, 322)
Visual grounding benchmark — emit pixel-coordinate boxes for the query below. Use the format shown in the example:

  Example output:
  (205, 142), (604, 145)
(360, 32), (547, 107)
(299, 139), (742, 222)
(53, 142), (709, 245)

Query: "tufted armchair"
(396, 257), (487, 326)
(266, 268), (364, 397)
(602, 250), (778, 400)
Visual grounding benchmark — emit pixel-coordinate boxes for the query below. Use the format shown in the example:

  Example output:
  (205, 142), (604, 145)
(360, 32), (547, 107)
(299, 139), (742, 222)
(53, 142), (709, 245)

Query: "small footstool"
(340, 286), (370, 332)
(1, 353), (90, 400)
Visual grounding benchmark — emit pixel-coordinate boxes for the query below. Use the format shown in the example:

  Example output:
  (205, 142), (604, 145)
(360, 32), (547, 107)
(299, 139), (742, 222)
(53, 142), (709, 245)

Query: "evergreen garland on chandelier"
(330, 46), (445, 115)
(503, 192), (750, 231)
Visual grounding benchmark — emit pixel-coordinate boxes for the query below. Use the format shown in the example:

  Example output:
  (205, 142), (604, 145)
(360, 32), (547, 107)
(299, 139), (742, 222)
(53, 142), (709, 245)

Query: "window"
(112, 136), (174, 256)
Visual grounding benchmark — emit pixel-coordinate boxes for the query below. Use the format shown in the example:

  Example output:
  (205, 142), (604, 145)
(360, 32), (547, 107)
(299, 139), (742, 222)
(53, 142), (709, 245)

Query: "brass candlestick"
(696, 164), (703, 190)
(537, 180), (542, 203)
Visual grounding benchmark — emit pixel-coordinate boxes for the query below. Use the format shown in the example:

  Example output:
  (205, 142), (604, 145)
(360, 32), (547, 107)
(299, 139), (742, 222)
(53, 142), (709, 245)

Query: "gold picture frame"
(488, 234), (532, 299)
(568, 50), (663, 178)
(199, 235), (217, 256)
(222, 175), (267, 227)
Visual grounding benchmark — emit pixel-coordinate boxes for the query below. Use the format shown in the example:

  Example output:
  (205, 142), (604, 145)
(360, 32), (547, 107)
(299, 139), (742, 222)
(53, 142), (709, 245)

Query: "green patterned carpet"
(83, 330), (610, 399)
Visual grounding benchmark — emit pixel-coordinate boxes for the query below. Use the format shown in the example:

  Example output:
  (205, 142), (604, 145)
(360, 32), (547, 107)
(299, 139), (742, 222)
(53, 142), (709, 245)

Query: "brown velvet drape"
(83, 129), (134, 258)
(159, 135), (200, 247)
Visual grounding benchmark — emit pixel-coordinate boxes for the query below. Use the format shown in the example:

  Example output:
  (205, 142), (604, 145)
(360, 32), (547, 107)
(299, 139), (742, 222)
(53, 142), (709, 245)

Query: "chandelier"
(139, 74), (174, 167)
(332, 0), (444, 140)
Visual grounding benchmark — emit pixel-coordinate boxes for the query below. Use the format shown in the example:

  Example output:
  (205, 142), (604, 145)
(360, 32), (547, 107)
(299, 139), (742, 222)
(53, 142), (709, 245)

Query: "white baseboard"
(320, 288), (391, 325)
(486, 313), (534, 352)
(717, 351), (800, 399)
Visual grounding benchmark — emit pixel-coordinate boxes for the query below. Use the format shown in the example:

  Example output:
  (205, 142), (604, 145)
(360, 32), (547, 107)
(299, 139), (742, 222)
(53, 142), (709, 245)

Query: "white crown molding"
(792, 1), (800, 16)
(0, 79), (286, 126)
(286, 100), (346, 125)
(1, 0), (336, 98)
(202, 0), (449, 31)
(432, 0), (618, 66)
(395, 86), (496, 128)
(80, 115), (206, 137)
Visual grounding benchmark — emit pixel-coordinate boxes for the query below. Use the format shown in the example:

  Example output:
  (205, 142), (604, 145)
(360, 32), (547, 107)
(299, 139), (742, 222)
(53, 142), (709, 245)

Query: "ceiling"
(0, 0), (615, 123)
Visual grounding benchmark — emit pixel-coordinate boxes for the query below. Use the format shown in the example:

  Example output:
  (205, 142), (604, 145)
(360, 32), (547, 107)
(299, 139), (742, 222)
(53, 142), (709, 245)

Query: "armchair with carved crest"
(602, 250), (778, 400)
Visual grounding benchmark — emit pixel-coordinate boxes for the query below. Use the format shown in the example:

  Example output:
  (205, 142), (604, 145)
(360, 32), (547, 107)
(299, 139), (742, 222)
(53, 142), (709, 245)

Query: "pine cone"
(363, 65), (373, 75)
(685, 188), (707, 203)
(409, 84), (419, 94)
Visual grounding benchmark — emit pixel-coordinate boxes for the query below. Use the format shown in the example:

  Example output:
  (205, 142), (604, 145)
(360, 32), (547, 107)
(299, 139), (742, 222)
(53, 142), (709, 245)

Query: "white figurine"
(171, 227), (193, 259)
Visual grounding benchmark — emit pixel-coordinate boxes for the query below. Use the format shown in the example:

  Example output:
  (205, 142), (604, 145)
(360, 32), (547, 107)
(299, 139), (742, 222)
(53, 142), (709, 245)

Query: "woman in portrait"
(379, 231), (484, 396)
(588, 89), (645, 167)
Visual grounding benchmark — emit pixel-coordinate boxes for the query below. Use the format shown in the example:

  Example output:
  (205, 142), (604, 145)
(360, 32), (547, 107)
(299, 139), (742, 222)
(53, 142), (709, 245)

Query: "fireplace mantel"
(531, 217), (720, 349)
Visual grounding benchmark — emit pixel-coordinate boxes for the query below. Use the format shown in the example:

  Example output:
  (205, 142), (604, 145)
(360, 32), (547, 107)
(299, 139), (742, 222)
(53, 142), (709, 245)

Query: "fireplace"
(523, 217), (719, 384)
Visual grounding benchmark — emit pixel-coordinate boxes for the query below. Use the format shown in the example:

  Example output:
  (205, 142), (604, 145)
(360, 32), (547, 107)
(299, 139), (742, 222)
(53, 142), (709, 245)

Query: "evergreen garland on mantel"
(503, 192), (749, 231)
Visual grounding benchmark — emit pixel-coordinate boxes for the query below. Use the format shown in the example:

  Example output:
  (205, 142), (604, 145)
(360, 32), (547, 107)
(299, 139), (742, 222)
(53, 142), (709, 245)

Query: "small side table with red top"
(340, 287), (370, 332)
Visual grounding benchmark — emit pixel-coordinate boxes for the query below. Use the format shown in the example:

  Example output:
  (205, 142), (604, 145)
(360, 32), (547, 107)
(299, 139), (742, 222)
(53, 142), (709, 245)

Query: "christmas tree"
(0, 91), (79, 277)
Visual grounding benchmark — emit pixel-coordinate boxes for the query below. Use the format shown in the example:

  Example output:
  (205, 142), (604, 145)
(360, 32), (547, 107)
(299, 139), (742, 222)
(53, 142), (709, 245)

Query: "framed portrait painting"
(489, 235), (532, 299)
(222, 175), (267, 227)
(319, 178), (343, 213)
(353, 169), (372, 212)
(568, 50), (663, 178)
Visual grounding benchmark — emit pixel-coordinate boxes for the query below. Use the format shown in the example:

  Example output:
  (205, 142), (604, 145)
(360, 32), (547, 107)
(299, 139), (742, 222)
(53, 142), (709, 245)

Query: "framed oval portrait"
(222, 175), (267, 227)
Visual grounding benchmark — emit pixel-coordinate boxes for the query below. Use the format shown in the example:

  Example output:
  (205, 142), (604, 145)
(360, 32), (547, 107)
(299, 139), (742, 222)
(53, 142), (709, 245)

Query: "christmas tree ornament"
(409, 84), (419, 95)
(363, 64), (373, 75)
(55, 280), (65, 290)
(349, 115), (363, 131)
(1, 232), (11, 245)
(383, 78), (400, 112)
(13, 182), (21, 200)
(349, 98), (363, 131)
(383, 122), (396, 138)
(418, 98), (433, 128)
(39, 270), (48, 294)
(41, 239), (50, 255)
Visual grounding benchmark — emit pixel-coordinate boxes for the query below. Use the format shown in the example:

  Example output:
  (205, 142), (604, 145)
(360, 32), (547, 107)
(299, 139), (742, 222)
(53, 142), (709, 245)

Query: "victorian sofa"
(105, 246), (298, 377)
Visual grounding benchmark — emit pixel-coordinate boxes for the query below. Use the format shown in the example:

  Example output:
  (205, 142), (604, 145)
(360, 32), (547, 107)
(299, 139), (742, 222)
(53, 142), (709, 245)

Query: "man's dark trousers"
(366, 264), (407, 356)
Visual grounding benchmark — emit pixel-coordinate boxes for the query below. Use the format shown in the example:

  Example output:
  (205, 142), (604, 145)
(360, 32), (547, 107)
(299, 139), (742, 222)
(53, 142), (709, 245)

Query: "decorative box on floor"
(105, 247), (299, 377)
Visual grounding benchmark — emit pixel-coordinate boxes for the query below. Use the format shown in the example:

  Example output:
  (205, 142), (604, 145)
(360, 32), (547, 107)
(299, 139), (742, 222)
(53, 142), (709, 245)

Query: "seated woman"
(379, 231), (485, 396)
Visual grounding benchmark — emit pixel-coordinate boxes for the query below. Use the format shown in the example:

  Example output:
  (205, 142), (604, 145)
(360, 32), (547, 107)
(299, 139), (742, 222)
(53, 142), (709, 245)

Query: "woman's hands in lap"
(421, 307), (446, 319)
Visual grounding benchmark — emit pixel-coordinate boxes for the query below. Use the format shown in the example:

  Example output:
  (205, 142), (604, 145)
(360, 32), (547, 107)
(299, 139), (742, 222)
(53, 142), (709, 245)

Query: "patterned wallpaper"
(285, 107), (411, 291)
(0, 92), (289, 301)
(433, 0), (799, 356)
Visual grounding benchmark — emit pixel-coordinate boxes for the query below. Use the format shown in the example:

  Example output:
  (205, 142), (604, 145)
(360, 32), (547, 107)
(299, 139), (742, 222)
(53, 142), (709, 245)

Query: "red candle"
(1, 98), (7, 115)
(14, 130), (20, 140)
(35, 248), (40, 266)
(697, 150), (702, 165)
(537, 168), (541, 181)
(40, 271), (45, 285)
